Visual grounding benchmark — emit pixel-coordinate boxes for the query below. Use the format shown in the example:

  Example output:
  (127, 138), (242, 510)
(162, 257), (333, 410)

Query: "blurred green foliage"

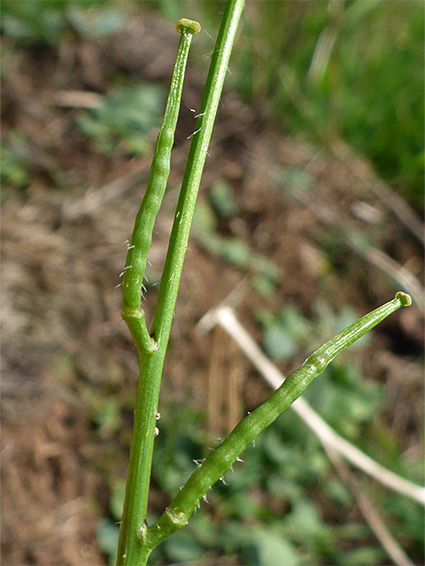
(146, 0), (424, 203)
(2, 0), (422, 200)
(2, 2), (422, 564)
(1, 0), (122, 43)
(76, 85), (165, 157)
(119, 365), (422, 565)
(193, 196), (280, 297)
(97, 519), (120, 566)
(1, 131), (32, 191)
(239, 1), (423, 203)
(92, 396), (121, 435)
(209, 180), (239, 218)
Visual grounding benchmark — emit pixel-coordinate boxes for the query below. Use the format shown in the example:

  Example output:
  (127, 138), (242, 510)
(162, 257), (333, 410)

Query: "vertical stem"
(122, 21), (200, 319)
(117, 1), (244, 564)
(151, 0), (245, 344)
(117, 20), (199, 566)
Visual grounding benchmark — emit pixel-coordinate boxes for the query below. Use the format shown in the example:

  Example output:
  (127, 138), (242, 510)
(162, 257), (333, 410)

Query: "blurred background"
(1, 1), (424, 564)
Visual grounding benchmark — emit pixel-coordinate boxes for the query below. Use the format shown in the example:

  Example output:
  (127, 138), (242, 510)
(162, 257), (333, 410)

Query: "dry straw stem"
(199, 299), (425, 507)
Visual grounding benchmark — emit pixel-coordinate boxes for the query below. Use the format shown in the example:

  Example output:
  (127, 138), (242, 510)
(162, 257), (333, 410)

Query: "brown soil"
(2, 9), (423, 566)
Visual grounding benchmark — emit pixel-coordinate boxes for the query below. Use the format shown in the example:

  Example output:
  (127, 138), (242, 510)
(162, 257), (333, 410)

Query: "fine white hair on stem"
(198, 305), (425, 507)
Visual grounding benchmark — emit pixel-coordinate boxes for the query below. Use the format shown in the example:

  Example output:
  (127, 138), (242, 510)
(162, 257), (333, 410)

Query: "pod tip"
(395, 291), (412, 307)
(177, 18), (201, 35)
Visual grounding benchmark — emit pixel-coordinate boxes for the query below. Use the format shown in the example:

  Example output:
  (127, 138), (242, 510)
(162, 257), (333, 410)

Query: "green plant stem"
(117, 19), (199, 566)
(141, 292), (411, 551)
(117, 2), (244, 564)
(151, 0), (245, 343)
(121, 19), (200, 324)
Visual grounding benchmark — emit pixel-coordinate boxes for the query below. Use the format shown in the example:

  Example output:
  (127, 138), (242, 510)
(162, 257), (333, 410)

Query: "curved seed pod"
(121, 19), (201, 343)
(143, 292), (412, 547)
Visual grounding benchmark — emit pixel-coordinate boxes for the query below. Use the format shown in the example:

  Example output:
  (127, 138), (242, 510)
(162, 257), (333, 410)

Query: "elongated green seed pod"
(116, 20), (201, 566)
(121, 19), (200, 338)
(143, 292), (412, 548)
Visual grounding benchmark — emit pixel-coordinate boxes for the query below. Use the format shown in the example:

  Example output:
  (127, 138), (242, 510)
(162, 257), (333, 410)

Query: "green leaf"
(76, 84), (165, 157)
(209, 180), (239, 217)
(163, 529), (205, 563)
(266, 474), (303, 501)
(284, 500), (327, 541)
(96, 519), (120, 566)
(1, 139), (31, 189)
(253, 529), (301, 566)
(261, 306), (309, 361)
(263, 321), (298, 360)
(66, 6), (125, 39)
(1, 0), (109, 44)
(339, 546), (384, 566)
(93, 397), (120, 434)
(219, 238), (252, 268)
(323, 479), (352, 507)
(192, 200), (218, 235)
